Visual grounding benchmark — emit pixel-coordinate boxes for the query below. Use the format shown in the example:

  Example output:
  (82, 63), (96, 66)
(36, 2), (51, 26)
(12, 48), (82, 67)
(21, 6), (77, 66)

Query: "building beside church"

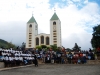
(26, 12), (62, 49)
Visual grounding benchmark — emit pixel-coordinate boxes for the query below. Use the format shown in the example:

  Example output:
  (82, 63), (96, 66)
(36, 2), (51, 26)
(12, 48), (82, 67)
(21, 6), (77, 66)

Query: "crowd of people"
(0, 48), (98, 68)
(0, 48), (38, 67)
(37, 49), (96, 64)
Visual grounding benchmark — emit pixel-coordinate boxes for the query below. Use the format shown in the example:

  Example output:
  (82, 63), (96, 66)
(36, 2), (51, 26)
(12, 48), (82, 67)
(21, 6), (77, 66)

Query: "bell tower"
(26, 14), (38, 49)
(50, 11), (62, 47)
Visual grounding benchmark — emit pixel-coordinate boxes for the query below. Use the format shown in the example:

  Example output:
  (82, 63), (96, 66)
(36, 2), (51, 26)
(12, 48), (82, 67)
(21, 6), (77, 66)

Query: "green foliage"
(7, 42), (16, 49)
(0, 39), (16, 49)
(50, 45), (58, 51)
(47, 46), (50, 49)
(72, 43), (81, 51)
(66, 48), (72, 51)
(36, 46), (42, 50)
(21, 42), (26, 50)
(36, 45), (50, 51)
(36, 45), (59, 51)
(41, 45), (47, 49)
(91, 24), (100, 48)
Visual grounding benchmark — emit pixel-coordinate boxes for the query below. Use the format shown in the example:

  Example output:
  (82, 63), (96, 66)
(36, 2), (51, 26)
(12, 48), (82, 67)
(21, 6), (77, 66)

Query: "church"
(26, 11), (62, 49)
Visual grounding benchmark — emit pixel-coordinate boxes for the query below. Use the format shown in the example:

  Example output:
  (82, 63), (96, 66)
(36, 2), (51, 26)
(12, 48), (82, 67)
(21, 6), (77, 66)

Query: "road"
(0, 64), (100, 75)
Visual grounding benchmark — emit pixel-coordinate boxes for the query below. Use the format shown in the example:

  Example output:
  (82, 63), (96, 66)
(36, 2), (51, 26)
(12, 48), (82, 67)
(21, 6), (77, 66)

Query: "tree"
(36, 46), (42, 50)
(66, 48), (72, 52)
(91, 24), (100, 48)
(41, 45), (47, 49)
(50, 45), (58, 51)
(0, 39), (9, 48)
(36, 45), (50, 51)
(72, 43), (81, 51)
(0, 39), (16, 49)
(21, 42), (26, 50)
(7, 42), (16, 49)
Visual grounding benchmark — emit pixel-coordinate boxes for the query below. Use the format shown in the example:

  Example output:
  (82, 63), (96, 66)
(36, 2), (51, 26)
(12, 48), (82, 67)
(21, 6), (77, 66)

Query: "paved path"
(0, 64), (100, 75)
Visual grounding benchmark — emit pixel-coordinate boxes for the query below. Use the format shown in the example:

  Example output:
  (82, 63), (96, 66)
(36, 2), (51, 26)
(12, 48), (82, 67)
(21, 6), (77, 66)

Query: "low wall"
(87, 60), (100, 64)
(0, 62), (4, 69)
(0, 60), (100, 69)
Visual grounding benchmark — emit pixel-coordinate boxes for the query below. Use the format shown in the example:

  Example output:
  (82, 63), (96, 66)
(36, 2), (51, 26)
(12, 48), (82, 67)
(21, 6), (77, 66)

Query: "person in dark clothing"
(34, 55), (38, 67)
(68, 52), (72, 64)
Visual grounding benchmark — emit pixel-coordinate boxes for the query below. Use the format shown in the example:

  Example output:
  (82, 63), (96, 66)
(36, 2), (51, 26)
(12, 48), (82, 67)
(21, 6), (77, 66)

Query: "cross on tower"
(32, 11), (33, 16)
(54, 7), (56, 12)
(32, 7), (34, 16)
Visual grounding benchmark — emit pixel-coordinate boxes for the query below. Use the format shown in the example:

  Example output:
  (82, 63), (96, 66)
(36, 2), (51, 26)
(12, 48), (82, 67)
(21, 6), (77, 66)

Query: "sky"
(0, 0), (100, 50)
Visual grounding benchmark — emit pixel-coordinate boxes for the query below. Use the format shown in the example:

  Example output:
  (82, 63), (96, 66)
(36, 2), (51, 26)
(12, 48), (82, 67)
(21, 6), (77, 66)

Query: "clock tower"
(26, 15), (38, 48)
(50, 12), (62, 47)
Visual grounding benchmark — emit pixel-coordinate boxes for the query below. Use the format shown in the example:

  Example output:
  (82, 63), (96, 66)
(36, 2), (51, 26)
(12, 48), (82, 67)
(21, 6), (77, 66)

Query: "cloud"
(0, 0), (100, 50)
(84, 0), (88, 4)
(54, 1), (100, 50)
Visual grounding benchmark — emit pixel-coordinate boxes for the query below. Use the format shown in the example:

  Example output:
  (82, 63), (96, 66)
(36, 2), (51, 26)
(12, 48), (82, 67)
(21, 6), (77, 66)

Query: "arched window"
(46, 37), (49, 45)
(53, 21), (56, 25)
(41, 36), (44, 44)
(29, 24), (32, 28)
(36, 37), (39, 45)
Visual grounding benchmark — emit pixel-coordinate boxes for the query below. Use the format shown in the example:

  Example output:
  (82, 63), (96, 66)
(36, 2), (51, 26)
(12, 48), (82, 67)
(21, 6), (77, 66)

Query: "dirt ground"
(0, 64), (100, 75)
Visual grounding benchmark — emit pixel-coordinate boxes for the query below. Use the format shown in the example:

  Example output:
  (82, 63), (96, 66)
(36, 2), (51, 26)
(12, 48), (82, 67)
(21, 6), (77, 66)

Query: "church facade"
(26, 12), (62, 49)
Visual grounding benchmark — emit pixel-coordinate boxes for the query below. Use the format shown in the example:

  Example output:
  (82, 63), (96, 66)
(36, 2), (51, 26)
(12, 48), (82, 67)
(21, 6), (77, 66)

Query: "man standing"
(34, 55), (38, 67)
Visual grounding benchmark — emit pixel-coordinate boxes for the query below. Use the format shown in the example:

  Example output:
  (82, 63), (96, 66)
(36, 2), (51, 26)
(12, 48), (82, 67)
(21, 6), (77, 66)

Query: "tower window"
(53, 33), (56, 35)
(29, 24), (32, 28)
(29, 40), (31, 44)
(53, 38), (57, 40)
(53, 36), (57, 37)
(29, 42), (31, 44)
(29, 45), (31, 47)
(29, 35), (32, 39)
(54, 41), (57, 43)
(29, 38), (31, 39)
(29, 35), (32, 38)
(53, 21), (56, 25)
(53, 31), (56, 32)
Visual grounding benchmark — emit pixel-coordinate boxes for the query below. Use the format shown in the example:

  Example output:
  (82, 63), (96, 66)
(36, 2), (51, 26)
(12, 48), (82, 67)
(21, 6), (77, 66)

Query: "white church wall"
(26, 24), (29, 48)
(35, 33), (50, 47)
(56, 20), (62, 47)
(50, 20), (54, 45)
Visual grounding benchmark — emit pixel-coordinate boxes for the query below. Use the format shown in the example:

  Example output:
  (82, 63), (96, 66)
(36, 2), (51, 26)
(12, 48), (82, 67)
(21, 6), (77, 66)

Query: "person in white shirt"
(32, 56), (34, 64)
(15, 52), (18, 57)
(18, 52), (20, 57)
(4, 56), (9, 67)
(12, 50), (15, 54)
(15, 56), (18, 66)
(19, 56), (23, 65)
(12, 56), (16, 67)
(9, 56), (12, 67)
(2, 51), (5, 56)
(28, 56), (32, 64)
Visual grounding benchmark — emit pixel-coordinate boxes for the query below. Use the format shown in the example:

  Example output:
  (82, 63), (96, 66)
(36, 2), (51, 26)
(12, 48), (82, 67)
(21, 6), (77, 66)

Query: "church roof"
(50, 12), (59, 20)
(27, 15), (37, 24)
